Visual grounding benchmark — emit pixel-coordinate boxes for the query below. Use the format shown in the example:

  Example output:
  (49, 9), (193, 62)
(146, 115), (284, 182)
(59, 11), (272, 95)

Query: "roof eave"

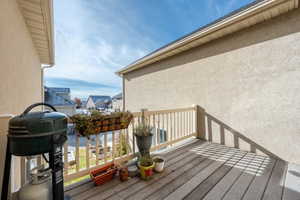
(18, 0), (55, 66)
(116, 0), (299, 76)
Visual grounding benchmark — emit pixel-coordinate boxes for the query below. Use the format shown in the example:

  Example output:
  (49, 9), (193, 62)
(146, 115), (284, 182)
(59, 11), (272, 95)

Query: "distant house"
(86, 95), (112, 110)
(112, 93), (123, 112)
(44, 87), (76, 116)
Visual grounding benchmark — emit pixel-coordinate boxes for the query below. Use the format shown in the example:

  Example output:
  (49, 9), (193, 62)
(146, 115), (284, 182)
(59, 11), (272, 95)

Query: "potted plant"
(153, 157), (165, 172)
(133, 109), (153, 157)
(138, 155), (154, 180)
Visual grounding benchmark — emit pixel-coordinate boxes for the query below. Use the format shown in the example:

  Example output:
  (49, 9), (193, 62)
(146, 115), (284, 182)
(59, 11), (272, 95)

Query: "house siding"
(86, 98), (96, 109)
(124, 8), (300, 163)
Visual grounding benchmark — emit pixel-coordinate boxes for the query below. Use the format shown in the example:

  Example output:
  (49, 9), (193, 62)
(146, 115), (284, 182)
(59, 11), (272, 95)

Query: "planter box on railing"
(70, 111), (133, 137)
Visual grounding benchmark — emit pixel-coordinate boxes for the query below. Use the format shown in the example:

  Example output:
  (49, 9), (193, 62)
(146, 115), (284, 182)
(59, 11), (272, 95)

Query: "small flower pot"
(138, 162), (154, 180)
(154, 157), (165, 173)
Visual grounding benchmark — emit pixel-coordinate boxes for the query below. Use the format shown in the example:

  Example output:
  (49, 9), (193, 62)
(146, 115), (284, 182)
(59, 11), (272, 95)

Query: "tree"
(74, 97), (82, 109)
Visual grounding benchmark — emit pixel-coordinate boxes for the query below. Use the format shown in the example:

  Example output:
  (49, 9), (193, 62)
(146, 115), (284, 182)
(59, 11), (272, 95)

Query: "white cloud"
(46, 0), (155, 92)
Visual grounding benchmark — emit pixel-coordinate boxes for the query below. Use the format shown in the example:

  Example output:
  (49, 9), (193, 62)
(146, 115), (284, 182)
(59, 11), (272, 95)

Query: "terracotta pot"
(119, 167), (129, 182)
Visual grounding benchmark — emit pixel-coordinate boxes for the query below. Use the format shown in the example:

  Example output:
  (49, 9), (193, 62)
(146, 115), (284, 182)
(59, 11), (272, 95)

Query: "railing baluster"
(162, 113), (165, 143)
(207, 117), (212, 142)
(171, 112), (174, 141)
(189, 111), (192, 135)
(234, 134), (239, 149)
(177, 112), (179, 140)
(95, 134), (99, 165)
(119, 130), (122, 157)
(132, 118), (135, 154)
(86, 138), (90, 169)
(112, 131), (115, 160)
(157, 114), (160, 144)
(184, 111), (186, 136)
(126, 128), (129, 156)
(152, 114), (156, 146)
(75, 134), (80, 172)
(63, 141), (68, 175)
(104, 132), (107, 163)
(220, 125), (225, 145)
(181, 112), (183, 137)
(165, 113), (168, 144)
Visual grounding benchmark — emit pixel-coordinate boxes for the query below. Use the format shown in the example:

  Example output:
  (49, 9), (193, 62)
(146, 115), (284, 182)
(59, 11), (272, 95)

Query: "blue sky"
(45, 0), (255, 99)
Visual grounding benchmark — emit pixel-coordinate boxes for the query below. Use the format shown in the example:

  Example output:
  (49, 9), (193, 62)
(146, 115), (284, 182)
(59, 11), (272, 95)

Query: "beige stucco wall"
(0, 0), (43, 196)
(124, 8), (300, 164)
(0, 0), (42, 115)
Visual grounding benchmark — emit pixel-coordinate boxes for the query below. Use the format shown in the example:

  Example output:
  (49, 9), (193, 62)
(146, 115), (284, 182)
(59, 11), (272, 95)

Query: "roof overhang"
(116, 0), (299, 76)
(17, 0), (55, 66)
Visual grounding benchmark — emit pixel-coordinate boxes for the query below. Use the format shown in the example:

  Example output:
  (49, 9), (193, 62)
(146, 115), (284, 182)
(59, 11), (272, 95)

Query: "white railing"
(63, 107), (197, 182)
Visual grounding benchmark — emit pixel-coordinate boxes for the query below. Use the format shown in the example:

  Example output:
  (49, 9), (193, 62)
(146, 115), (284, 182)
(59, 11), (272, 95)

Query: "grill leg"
(1, 141), (11, 200)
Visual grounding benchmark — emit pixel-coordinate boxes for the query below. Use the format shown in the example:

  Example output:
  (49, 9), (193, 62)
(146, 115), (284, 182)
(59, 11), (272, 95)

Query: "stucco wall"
(124, 8), (300, 163)
(0, 0), (42, 115)
(0, 0), (42, 195)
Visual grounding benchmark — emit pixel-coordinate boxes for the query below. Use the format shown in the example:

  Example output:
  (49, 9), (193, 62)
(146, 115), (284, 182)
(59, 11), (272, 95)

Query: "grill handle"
(22, 102), (57, 116)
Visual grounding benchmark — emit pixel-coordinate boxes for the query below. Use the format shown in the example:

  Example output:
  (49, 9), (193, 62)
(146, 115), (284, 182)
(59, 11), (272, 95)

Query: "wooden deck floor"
(65, 139), (300, 200)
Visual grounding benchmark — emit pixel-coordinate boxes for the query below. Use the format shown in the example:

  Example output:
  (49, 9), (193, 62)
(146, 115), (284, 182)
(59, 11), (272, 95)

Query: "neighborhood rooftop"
(116, 0), (298, 75)
(88, 95), (112, 102)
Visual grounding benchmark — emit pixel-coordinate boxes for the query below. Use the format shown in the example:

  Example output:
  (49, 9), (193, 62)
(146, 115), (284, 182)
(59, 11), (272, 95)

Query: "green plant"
(116, 133), (132, 156)
(70, 114), (93, 136)
(139, 155), (153, 167)
(133, 122), (153, 137)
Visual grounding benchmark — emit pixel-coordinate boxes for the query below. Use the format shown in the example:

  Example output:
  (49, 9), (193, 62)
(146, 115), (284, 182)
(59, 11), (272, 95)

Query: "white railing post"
(195, 105), (206, 140)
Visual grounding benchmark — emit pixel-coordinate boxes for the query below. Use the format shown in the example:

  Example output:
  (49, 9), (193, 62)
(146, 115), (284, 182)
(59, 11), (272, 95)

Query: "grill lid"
(9, 103), (67, 137)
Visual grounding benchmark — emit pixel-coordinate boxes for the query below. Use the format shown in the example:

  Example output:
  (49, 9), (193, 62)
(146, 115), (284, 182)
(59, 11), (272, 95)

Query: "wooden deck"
(65, 139), (300, 200)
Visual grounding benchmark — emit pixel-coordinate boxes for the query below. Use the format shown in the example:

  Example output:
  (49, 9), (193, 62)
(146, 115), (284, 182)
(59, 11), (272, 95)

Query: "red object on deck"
(90, 163), (117, 186)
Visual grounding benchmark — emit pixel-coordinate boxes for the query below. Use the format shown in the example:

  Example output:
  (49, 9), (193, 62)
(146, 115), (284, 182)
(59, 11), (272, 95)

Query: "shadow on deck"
(65, 139), (300, 200)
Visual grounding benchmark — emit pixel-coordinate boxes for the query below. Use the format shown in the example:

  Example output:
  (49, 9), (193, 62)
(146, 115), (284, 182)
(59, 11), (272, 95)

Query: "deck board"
(70, 140), (205, 200)
(242, 158), (276, 200)
(262, 160), (287, 200)
(65, 139), (300, 200)
(221, 154), (265, 200)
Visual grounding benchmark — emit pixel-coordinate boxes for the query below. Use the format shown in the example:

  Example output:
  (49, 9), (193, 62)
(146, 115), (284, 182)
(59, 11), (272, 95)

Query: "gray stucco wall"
(123, 8), (300, 164)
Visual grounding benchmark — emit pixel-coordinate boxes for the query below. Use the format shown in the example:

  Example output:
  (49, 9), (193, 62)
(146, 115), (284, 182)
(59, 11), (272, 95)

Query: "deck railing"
(63, 107), (197, 182)
(7, 105), (278, 186)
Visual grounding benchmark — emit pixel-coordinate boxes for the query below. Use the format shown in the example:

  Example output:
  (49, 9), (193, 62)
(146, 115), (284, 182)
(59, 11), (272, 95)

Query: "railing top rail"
(132, 107), (195, 117)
